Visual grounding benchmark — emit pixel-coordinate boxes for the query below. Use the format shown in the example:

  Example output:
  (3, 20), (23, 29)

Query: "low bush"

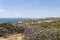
(23, 27), (60, 40)
(16, 26), (27, 33)
(0, 27), (9, 38)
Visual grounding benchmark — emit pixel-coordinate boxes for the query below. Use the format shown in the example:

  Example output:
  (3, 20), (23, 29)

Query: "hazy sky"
(0, 0), (60, 18)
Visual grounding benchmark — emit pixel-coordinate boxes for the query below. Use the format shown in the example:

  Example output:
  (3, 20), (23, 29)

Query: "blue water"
(0, 18), (22, 23)
(0, 18), (33, 23)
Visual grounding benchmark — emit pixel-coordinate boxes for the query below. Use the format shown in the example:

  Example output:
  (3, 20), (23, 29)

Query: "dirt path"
(0, 33), (24, 40)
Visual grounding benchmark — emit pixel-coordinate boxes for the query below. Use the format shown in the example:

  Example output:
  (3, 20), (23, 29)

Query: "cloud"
(0, 9), (4, 12)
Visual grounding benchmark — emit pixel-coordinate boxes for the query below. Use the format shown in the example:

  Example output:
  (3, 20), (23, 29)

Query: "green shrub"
(0, 23), (17, 34)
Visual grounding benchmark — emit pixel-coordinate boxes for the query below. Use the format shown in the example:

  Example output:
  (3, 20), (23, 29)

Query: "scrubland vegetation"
(0, 18), (60, 40)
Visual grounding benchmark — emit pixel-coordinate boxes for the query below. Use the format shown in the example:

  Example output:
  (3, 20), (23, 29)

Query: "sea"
(0, 18), (33, 23)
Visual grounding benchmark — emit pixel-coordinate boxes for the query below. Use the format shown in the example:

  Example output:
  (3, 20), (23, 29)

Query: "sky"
(0, 0), (60, 18)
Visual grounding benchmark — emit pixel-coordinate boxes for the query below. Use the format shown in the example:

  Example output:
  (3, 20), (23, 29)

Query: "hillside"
(0, 17), (60, 40)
